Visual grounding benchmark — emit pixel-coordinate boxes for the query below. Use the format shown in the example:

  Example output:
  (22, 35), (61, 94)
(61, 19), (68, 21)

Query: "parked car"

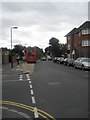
(67, 58), (74, 66)
(41, 57), (47, 61)
(47, 56), (52, 61)
(53, 57), (64, 63)
(57, 57), (60, 64)
(57, 57), (64, 64)
(53, 57), (58, 63)
(73, 57), (90, 70)
(59, 57), (64, 64)
(64, 58), (68, 65)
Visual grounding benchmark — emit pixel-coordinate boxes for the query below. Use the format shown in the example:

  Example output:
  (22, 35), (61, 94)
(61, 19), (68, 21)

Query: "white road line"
(26, 74), (31, 81)
(26, 74), (29, 76)
(26, 74), (30, 78)
(30, 89), (34, 95)
(20, 75), (23, 78)
(28, 75), (39, 118)
(34, 107), (39, 118)
(19, 75), (23, 81)
(27, 75), (30, 78)
(27, 78), (30, 81)
(31, 96), (36, 104)
(30, 85), (32, 89)
(29, 81), (31, 84)
(19, 78), (23, 81)
(27, 77), (30, 80)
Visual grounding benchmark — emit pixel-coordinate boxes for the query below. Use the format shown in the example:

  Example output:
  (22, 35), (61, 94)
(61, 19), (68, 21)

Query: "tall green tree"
(45, 37), (67, 57)
(36, 47), (44, 60)
(45, 46), (52, 56)
(59, 43), (67, 57)
(12, 44), (25, 58)
(49, 37), (60, 57)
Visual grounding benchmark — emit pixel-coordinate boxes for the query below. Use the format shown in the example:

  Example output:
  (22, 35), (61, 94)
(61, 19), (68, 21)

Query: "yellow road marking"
(0, 100), (56, 120)
(16, 63), (35, 74)
(16, 66), (23, 70)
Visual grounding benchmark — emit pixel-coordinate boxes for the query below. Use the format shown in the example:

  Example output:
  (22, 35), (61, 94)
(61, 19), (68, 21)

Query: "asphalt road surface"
(1, 61), (88, 119)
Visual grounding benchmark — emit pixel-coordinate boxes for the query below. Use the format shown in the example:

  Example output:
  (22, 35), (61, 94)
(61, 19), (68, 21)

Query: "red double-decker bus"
(26, 46), (36, 63)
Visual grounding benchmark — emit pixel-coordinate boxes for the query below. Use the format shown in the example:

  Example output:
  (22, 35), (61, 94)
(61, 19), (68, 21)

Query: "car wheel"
(81, 65), (85, 70)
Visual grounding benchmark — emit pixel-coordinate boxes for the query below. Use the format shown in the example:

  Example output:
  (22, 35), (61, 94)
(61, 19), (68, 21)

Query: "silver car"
(59, 57), (64, 64)
(73, 57), (90, 70)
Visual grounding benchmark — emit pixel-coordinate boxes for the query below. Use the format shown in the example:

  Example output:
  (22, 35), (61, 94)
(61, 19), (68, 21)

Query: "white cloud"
(1, 2), (88, 50)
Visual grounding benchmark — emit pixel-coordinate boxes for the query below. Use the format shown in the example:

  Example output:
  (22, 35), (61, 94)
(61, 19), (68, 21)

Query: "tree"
(49, 37), (60, 57)
(59, 43), (67, 57)
(45, 46), (52, 56)
(12, 44), (25, 59)
(36, 47), (44, 60)
(45, 37), (67, 58)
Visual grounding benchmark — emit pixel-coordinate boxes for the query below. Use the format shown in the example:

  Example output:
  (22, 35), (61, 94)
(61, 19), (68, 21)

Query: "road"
(1, 61), (88, 119)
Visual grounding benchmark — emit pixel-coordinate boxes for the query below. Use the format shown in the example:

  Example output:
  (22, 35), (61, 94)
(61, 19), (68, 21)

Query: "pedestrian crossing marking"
(19, 74), (31, 81)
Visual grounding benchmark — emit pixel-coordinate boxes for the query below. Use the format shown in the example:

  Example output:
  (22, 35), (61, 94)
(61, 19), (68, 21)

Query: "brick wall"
(5, 55), (9, 64)
(67, 32), (90, 59)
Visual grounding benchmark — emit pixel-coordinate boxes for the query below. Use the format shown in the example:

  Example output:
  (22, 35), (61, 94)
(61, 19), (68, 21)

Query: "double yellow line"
(0, 100), (56, 120)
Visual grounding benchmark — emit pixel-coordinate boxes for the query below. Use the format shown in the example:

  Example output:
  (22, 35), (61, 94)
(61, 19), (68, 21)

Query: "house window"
(82, 29), (90, 35)
(82, 40), (90, 47)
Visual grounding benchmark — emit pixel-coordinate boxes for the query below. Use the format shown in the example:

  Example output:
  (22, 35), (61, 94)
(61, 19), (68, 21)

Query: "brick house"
(65, 21), (90, 59)
(0, 48), (17, 65)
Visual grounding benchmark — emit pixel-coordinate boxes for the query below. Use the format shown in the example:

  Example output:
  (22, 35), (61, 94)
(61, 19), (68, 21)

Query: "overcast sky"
(0, 1), (89, 50)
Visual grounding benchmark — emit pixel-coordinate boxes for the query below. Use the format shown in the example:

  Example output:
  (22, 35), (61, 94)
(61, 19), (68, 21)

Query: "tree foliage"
(12, 44), (25, 58)
(49, 37), (60, 57)
(36, 47), (44, 60)
(45, 46), (52, 56)
(45, 37), (67, 57)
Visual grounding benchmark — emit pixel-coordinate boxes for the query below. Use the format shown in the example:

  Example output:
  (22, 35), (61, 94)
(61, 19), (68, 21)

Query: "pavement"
(2, 61), (35, 74)
(2, 61), (24, 75)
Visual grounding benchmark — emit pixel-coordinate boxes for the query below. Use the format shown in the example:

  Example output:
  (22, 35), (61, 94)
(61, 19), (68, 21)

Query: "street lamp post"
(22, 44), (27, 62)
(10, 27), (18, 68)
